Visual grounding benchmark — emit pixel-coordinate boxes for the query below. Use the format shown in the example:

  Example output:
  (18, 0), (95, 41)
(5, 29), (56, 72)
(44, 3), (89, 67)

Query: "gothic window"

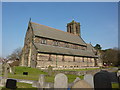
(48, 54), (52, 61)
(73, 45), (76, 49)
(41, 38), (47, 44)
(65, 43), (69, 48)
(74, 45), (78, 49)
(62, 56), (65, 61)
(70, 26), (72, 33)
(76, 25), (79, 34)
(81, 47), (85, 50)
(73, 56), (75, 62)
(53, 40), (59, 46)
(82, 57), (84, 62)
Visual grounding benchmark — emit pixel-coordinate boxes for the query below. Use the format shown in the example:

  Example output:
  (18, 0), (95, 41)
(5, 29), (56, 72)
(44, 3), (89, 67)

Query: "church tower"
(67, 20), (80, 36)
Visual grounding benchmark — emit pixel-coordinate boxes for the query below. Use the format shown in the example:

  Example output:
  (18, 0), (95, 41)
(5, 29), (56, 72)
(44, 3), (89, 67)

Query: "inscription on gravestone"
(54, 73), (68, 88)
(94, 70), (112, 90)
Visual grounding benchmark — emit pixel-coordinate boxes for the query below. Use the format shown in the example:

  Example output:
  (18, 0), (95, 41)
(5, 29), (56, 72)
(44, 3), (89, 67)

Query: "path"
(0, 77), (37, 84)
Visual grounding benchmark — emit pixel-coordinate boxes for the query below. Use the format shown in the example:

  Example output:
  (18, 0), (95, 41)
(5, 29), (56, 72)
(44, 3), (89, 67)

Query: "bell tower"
(67, 20), (80, 36)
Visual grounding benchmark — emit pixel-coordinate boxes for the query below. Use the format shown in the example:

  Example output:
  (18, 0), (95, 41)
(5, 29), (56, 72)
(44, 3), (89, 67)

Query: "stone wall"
(21, 23), (36, 67)
(36, 53), (95, 68)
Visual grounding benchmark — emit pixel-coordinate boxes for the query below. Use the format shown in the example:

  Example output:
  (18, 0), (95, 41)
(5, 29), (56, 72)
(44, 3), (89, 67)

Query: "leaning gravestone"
(73, 77), (81, 83)
(84, 74), (94, 88)
(72, 80), (93, 89)
(54, 73), (68, 88)
(94, 70), (112, 90)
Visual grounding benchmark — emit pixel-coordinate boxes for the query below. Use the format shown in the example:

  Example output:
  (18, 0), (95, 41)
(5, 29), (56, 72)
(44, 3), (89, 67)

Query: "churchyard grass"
(8, 66), (47, 81)
(112, 83), (119, 88)
(8, 66), (84, 83)
(45, 74), (84, 83)
(17, 82), (37, 89)
(66, 74), (84, 83)
(57, 68), (99, 71)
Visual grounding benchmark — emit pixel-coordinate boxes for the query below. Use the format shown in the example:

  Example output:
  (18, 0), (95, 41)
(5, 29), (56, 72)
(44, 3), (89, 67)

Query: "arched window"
(76, 26), (78, 33)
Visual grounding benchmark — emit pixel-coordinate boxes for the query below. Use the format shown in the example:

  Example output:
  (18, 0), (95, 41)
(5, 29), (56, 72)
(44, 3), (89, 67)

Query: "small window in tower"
(76, 25), (79, 34)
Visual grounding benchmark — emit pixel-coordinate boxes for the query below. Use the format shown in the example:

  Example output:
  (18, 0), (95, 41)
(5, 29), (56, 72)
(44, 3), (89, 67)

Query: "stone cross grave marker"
(94, 70), (112, 90)
(48, 66), (53, 76)
(38, 74), (45, 88)
(84, 74), (94, 88)
(54, 73), (68, 88)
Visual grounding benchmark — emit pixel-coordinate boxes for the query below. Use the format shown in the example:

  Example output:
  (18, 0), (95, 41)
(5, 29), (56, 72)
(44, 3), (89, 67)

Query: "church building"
(21, 20), (102, 68)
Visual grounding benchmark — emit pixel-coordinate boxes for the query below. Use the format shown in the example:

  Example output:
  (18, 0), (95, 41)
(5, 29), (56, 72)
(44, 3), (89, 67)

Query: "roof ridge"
(31, 21), (80, 37)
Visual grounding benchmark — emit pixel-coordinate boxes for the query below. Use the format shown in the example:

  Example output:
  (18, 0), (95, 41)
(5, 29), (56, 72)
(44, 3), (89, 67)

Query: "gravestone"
(84, 74), (94, 88)
(48, 66), (53, 76)
(117, 70), (120, 77)
(94, 70), (112, 90)
(54, 73), (68, 88)
(23, 72), (28, 75)
(73, 77), (81, 83)
(2, 63), (10, 86)
(38, 74), (45, 88)
(72, 80), (93, 89)
(117, 70), (120, 88)
(109, 72), (118, 83)
(6, 79), (17, 89)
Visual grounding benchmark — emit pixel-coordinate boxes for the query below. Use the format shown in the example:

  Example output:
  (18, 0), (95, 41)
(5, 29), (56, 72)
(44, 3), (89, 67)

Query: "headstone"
(109, 72), (118, 83)
(2, 63), (10, 86)
(72, 80), (93, 89)
(38, 74), (45, 88)
(23, 72), (28, 75)
(54, 73), (68, 88)
(48, 66), (53, 76)
(117, 70), (120, 77)
(94, 70), (112, 90)
(84, 74), (94, 88)
(6, 79), (17, 89)
(32, 82), (39, 88)
(73, 77), (81, 83)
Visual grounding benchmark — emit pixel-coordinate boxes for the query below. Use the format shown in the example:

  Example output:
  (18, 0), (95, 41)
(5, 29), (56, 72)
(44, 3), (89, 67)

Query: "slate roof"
(31, 22), (86, 46)
(87, 44), (96, 52)
(30, 22), (97, 58)
(34, 43), (98, 58)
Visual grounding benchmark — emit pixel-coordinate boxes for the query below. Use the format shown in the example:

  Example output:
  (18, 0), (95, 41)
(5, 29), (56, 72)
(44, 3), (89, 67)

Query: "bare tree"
(7, 47), (22, 60)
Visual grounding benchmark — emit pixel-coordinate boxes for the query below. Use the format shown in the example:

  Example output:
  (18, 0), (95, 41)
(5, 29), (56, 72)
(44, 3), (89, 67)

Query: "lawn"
(8, 66), (84, 83)
(56, 68), (99, 71)
(112, 83), (119, 88)
(8, 66), (47, 81)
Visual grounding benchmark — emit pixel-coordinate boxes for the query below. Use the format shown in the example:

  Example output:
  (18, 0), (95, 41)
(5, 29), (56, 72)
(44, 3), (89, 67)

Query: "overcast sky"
(2, 2), (118, 57)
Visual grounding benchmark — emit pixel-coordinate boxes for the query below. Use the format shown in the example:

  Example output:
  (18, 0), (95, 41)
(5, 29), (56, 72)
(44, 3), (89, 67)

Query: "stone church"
(21, 20), (102, 68)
